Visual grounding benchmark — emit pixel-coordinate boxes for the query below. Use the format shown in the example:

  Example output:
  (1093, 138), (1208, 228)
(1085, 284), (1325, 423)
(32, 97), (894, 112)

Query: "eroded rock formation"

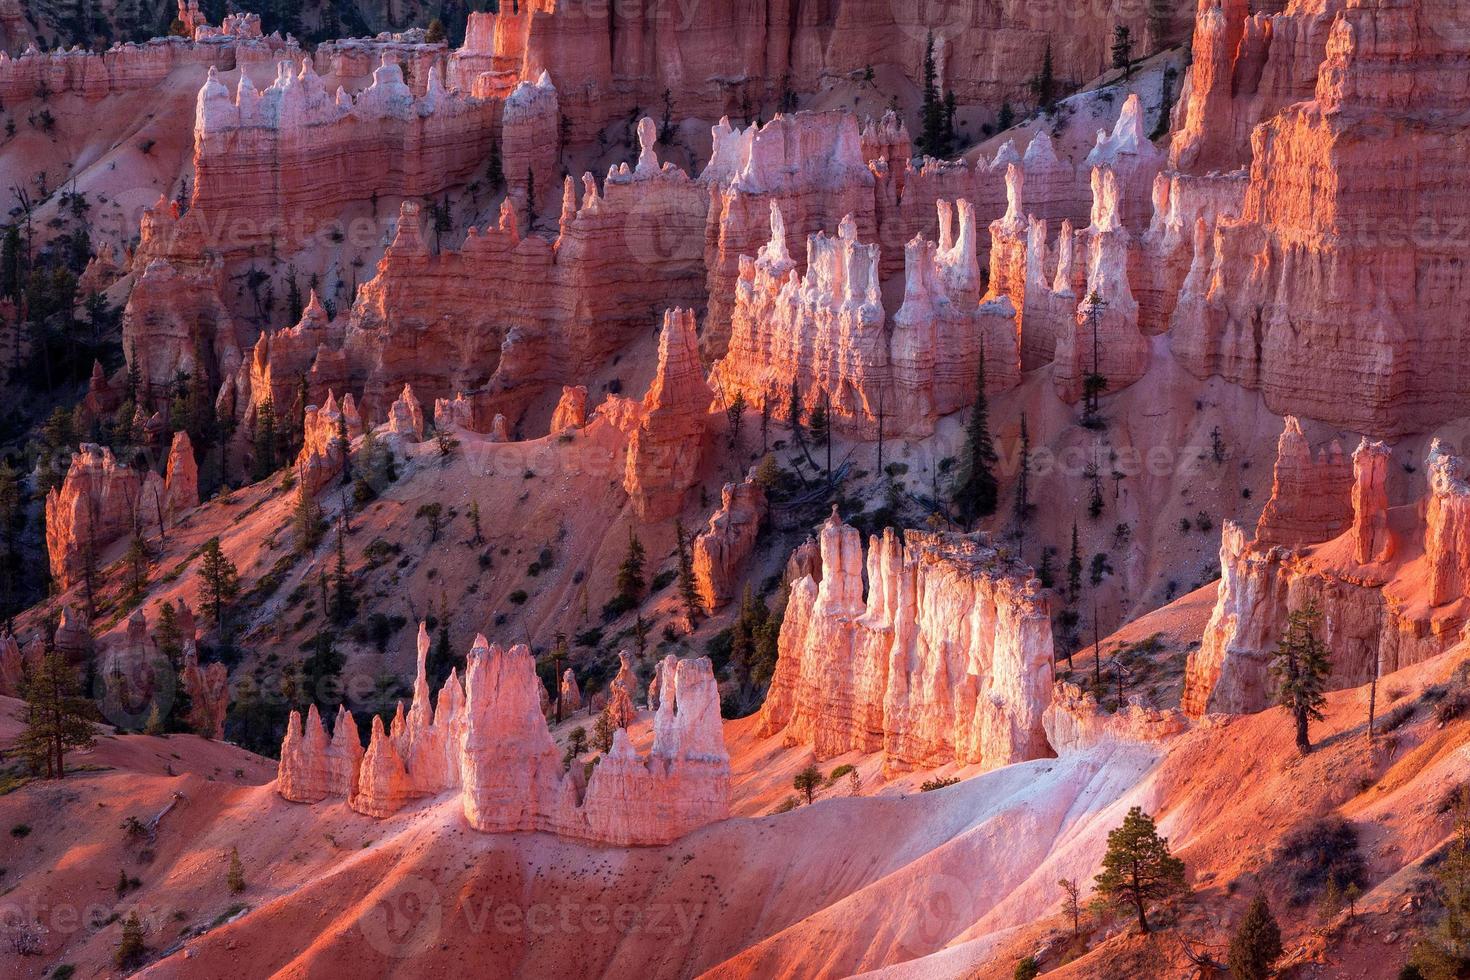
(1183, 437), (1470, 717)
(277, 624), (730, 846)
(621, 309), (711, 521)
(757, 514), (1054, 774)
(693, 477), (767, 612)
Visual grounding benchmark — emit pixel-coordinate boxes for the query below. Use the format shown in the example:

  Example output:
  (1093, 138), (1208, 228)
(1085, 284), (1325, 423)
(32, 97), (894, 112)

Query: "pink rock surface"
(693, 477), (768, 612)
(1253, 416), (1351, 550)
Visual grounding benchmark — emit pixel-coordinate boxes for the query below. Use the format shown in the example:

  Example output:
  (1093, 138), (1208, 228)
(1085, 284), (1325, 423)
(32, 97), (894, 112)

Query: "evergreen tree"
(18, 652), (96, 779)
(331, 518), (354, 624)
(1093, 806), (1187, 934)
(615, 528), (646, 603)
(1032, 42), (1057, 112)
(123, 530), (149, 610)
(115, 910), (147, 968)
(998, 101), (1015, 131)
(227, 846), (246, 893)
(1013, 412), (1031, 544)
(468, 499), (484, 544)
(1410, 787), (1470, 975)
(525, 168), (536, 223)
(293, 481), (322, 554)
(1228, 894), (1283, 980)
(417, 502), (445, 542)
(488, 138), (504, 191)
(675, 519), (701, 627)
(252, 398), (277, 481)
(1269, 600), (1331, 753)
(952, 351), (999, 527)
(793, 763), (822, 805)
(198, 537), (239, 634)
(285, 266), (303, 325)
(1067, 523), (1083, 604)
(1111, 25), (1134, 77)
(918, 32), (947, 156)
(424, 17), (446, 42)
(788, 379), (805, 446)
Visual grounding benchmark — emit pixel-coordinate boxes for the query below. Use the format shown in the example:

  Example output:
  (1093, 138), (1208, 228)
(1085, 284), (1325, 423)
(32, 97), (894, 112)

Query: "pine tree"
(17, 651), (96, 779)
(1093, 806), (1187, 934)
(788, 380), (805, 446)
(1270, 600), (1331, 753)
(1410, 787), (1470, 974)
(1013, 412), (1031, 545)
(1059, 878), (1082, 934)
(918, 32), (947, 156)
(331, 518), (354, 624)
(1228, 894), (1283, 980)
(416, 502), (444, 542)
(675, 520), (700, 627)
(615, 528), (646, 603)
(1111, 25), (1134, 77)
(793, 763), (822, 805)
(952, 351), (999, 527)
(1032, 42), (1057, 112)
(115, 910), (147, 968)
(468, 499), (484, 544)
(198, 537), (239, 634)
(525, 168), (536, 223)
(1067, 523), (1083, 604)
(488, 138), (504, 191)
(123, 530), (149, 610)
(252, 398), (277, 480)
(285, 267), (303, 325)
(424, 17), (446, 42)
(227, 846), (246, 893)
(293, 481), (322, 554)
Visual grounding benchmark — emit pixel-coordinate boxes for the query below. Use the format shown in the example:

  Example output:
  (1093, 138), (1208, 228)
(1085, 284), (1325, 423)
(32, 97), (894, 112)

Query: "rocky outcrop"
(1253, 417), (1351, 550)
(1168, 0), (1470, 437)
(693, 477), (767, 613)
(1426, 441), (1470, 609)
(0, 633), (23, 696)
(1043, 682), (1188, 755)
(1352, 438), (1393, 565)
(621, 309), (712, 521)
(44, 445), (166, 590)
(549, 385), (588, 433)
(1184, 440), (1470, 717)
(559, 668), (582, 714)
(757, 515), (1054, 775)
(1051, 168), (1149, 403)
(712, 199), (1017, 438)
(164, 432), (200, 518)
(277, 626), (729, 846)
(502, 71), (560, 214)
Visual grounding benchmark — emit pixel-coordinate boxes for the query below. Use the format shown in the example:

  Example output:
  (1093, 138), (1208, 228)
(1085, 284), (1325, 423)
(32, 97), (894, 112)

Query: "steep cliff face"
(1168, 0), (1470, 437)
(277, 624), (731, 846)
(757, 515), (1055, 775)
(190, 56), (501, 259)
(1183, 438), (1470, 717)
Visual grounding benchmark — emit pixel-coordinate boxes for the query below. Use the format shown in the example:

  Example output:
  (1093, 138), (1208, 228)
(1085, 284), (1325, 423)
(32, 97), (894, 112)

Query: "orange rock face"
(1168, 0), (1470, 437)
(1253, 416), (1351, 550)
(693, 477), (767, 613)
(757, 515), (1054, 775)
(621, 309), (712, 522)
(44, 445), (167, 590)
(1184, 437), (1470, 718)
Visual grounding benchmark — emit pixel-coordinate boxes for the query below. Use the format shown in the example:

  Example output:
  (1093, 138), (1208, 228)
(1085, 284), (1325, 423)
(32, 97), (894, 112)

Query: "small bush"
(919, 776), (960, 792)
(650, 569), (676, 592)
(772, 796), (799, 814)
(827, 764), (855, 785)
(1381, 702), (1417, 732)
(10, 823), (30, 837)
(1276, 816), (1367, 906)
(508, 590), (529, 605)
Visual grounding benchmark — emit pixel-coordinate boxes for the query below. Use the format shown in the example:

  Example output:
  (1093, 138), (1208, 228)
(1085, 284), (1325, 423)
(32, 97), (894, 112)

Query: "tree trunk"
(1134, 894), (1149, 934)
(1296, 710), (1311, 754)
